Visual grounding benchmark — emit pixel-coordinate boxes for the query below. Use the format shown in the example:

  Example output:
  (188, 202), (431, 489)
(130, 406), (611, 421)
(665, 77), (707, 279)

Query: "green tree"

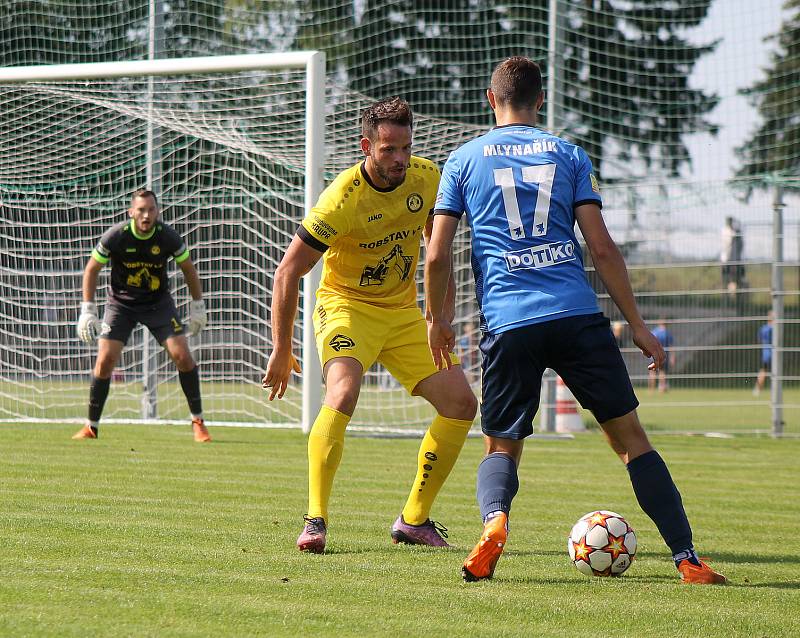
(290, 0), (716, 177)
(160, 0), (227, 56)
(220, 0), (300, 52)
(735, 0), (800, 186)
(0, 1), (146, 65)
(0, 0), (719, 180)
(295, 0), (354, 77)
(558, 0), (718, 179)
(328, 0), (537, 125)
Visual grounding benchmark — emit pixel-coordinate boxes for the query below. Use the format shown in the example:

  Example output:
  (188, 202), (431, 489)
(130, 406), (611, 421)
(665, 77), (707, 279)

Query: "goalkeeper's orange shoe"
(677, 559), (727, 585)
(192, 417), (211, 443)
(71, 425), (97, 440)
(462, 512), (508, 582)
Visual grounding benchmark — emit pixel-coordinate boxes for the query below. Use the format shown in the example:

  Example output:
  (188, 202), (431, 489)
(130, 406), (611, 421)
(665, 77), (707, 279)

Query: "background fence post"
(771, 183), (785, 437)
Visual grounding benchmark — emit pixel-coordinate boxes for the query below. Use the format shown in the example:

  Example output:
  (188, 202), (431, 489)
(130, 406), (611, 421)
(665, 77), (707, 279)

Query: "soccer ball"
(568, 510), (636, 577)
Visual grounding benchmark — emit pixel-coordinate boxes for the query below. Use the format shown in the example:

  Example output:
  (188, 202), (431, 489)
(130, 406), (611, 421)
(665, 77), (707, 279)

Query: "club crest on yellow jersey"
(406, 193), (423, 212)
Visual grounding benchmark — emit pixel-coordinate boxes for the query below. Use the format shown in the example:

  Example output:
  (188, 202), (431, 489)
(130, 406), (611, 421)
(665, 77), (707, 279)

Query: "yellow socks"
(306, 405), (350, 521)
(307, 409), (471, 525)
(402, 414), (472, 525)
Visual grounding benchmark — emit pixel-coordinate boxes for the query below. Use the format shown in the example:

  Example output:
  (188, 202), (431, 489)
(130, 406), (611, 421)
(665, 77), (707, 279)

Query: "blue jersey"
(436, 125), (601, 334)
(759, 323), (773, 362)
(652, 326), (673, 348)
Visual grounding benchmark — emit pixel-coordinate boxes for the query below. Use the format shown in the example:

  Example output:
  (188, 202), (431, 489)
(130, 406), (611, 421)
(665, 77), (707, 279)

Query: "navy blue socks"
(477, 452), (519, 522)
(627, 450), (696, 564)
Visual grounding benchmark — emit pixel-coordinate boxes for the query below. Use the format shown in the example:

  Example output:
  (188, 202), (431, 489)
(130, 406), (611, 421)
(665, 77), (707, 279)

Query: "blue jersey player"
(649, 320), (676, 393)
(755, 311), (774, 395)
(425, 57), (726, 585)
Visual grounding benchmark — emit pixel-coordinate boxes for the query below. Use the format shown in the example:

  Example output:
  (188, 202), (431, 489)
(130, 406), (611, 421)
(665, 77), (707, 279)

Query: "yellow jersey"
(299, 156), (440, 309)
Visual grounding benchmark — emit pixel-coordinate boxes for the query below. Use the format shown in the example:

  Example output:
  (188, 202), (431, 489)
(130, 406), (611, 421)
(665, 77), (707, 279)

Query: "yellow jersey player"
(263, 96), (477, 553)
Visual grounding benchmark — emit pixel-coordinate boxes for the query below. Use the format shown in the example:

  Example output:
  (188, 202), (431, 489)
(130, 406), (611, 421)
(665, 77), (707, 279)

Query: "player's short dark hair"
(361, 96), (413, 140)
(490, 57), (543, 109)
(131, 189), (158, 206)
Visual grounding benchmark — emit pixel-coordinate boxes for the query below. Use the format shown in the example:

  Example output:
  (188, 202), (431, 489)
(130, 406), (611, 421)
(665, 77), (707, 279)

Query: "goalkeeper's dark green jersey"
(91, 220), (190, 305)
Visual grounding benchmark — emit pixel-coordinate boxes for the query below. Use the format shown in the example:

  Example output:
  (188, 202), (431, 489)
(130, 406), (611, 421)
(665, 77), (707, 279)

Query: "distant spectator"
(611, 320), (625, 348)
(649, 320), (675, 393)
(754, 311), (774, 396)
(721, 216), (744, 296)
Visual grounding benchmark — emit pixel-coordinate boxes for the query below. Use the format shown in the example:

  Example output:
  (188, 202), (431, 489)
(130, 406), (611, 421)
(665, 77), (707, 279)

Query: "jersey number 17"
(493, 163), (556, 240)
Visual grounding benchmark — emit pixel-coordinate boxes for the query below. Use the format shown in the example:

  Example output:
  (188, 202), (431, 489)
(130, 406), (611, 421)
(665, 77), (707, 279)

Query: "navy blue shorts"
(100, 295), (184, 345)
(480, 313), (639, 439)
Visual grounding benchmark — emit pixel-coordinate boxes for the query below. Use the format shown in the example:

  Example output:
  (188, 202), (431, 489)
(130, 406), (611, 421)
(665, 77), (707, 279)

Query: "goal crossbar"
(0, 52), (323, 82)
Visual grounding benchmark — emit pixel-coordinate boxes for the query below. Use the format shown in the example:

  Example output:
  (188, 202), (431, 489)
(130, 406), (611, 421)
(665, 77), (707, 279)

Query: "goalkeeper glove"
(186, 299), (207, 336)
(77, 302), (101, 344)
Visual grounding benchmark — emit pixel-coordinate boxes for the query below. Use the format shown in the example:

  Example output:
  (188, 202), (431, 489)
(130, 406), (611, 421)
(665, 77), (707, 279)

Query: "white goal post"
(0, 53), (325, 432)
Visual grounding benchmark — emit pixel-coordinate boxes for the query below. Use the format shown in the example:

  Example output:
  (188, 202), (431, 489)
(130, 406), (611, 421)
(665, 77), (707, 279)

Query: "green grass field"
(602, 386), (799, 434)
(1, 423), (798, 637)
(3, 382), (799, 434)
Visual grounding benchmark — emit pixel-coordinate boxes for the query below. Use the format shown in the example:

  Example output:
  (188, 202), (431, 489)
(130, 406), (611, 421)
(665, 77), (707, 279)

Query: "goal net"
(2, 2), (798, 437)
(0, 54), (327, 428)
(0, 54), (481, 431)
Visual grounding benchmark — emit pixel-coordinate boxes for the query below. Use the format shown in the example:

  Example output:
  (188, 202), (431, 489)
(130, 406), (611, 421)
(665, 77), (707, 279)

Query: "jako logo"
(329, 334), (355, 351)
(368, 213), (383, 222)
(505, 241), (576, 271)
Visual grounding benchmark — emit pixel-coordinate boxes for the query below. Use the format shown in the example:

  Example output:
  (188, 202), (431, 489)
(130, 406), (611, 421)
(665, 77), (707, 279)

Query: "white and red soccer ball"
(568, 510), (637, 577)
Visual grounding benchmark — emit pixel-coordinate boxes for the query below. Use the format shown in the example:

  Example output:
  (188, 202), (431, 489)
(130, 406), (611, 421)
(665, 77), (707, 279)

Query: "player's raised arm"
(262, 233), (323, 400)
(424, 214), (459, 370)
(575, 203), (664, 370)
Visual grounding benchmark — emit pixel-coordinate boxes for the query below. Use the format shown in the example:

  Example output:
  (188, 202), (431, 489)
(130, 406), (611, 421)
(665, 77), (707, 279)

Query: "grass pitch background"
(6, 383), (798, 434)
(1, 424), (798, 637)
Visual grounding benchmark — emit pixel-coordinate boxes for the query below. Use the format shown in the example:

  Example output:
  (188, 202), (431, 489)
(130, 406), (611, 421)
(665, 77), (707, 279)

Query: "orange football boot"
(192, 417), (211, 443)
(462, 512), (508, 582)
(677, 559), (727, 584)
(71, 425), (97, 439)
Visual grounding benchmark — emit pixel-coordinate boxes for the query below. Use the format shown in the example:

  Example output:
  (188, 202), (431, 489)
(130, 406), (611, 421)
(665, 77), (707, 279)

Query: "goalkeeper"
(73, 189), (210, 443)
(263, 97), (477, 553)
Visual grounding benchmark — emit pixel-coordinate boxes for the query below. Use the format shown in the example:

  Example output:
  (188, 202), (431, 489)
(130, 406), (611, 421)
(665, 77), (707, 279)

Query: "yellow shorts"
(313, 296), (460, 395)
